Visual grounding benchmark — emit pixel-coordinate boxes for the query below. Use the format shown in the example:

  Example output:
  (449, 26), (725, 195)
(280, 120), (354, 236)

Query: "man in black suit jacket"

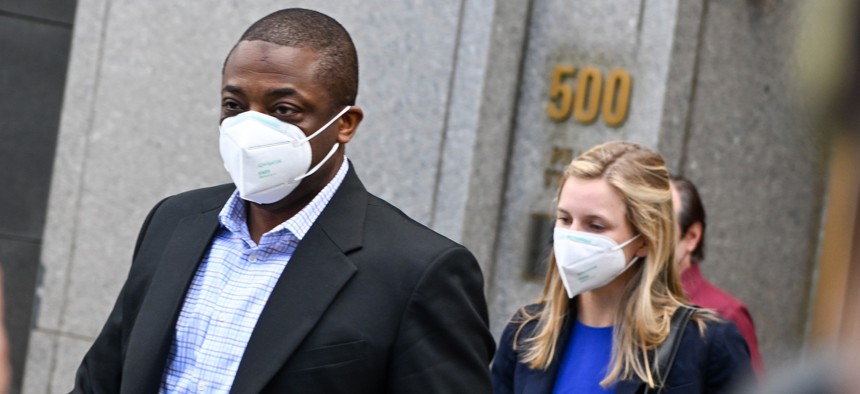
(72, 8), (494, 393)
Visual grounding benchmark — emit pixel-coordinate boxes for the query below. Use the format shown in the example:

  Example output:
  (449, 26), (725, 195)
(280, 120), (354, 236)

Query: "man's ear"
(683, 221), (704, 253)
(336, 105), (363, 144)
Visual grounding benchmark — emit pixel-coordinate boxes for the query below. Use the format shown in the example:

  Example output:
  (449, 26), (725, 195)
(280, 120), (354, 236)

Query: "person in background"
(670, 175), (764, 376)
(71, 8), (494, 393)
(492, 141), (752, 394)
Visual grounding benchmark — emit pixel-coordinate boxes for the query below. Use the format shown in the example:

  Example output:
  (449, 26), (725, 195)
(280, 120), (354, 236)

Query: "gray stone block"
(678, 0), (821, 366)
(458, 0), (534, 279)
(21, 331), (91, 394)
(657, 0), (705, 172)
(36, 0), (109, 333)
(0, 0), (77, 25)
(431, 0), (496, 243)
(0, 14), (72, 239)
(49, 335), (90, 394)
(336, 1), (463, 225)
(21, 330), (54, 394)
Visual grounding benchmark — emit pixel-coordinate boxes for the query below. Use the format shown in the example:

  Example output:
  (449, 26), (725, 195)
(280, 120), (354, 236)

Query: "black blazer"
(491, 304), (752, 394)
(72, 165), (495, 393)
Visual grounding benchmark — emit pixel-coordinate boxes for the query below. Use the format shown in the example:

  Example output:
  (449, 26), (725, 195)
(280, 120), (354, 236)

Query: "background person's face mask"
(219, 107), (350, 204)
(553, 227), (641, 298)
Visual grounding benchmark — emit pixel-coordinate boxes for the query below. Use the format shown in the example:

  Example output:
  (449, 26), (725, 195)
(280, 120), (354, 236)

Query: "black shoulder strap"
(646, 305), (697, 394)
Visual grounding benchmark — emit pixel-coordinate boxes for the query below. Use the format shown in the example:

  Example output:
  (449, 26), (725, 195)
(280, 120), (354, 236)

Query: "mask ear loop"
(289, 106), (351, 183)
(611, 233), (641, 251)
(293, 106), (352, 146)
(616, 234), (644, 275)
(293, 143), (340, 183)
(615, 255), (643, 279)
(612, 234), (642, 275)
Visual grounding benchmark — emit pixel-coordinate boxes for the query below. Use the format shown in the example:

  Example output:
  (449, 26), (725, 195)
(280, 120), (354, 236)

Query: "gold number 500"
(546, 65), (631, 127)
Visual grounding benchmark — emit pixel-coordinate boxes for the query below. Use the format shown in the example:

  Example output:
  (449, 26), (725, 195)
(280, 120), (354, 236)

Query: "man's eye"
(223, 100), (243, 111)
(272, 105), (295, 116)
(556, 217), (571, 225)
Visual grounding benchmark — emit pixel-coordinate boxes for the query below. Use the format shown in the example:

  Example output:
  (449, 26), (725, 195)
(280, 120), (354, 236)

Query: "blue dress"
(552, 320), (613, 394)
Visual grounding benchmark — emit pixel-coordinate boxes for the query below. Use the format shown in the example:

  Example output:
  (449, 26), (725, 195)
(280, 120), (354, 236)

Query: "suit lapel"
(121, 190), (230, 394)
(230, 164), (367, 393)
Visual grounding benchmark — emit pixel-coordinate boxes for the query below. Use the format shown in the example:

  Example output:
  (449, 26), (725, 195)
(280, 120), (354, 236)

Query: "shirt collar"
(219, 159), (350, 242)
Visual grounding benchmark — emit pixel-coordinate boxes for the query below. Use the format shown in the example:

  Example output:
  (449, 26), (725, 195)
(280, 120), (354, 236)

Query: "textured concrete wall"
(24, 0), (825, 391)
(659, 0), (826, 367)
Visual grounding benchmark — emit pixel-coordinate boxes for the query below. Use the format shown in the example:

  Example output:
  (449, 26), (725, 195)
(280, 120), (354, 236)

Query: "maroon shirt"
(681, 262), (764, 377)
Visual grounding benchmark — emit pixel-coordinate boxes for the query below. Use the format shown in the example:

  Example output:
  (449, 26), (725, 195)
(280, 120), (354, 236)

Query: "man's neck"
(246, 200), (310, 244)
(244, 155), (345, 244)
(678, 256), (693, 275)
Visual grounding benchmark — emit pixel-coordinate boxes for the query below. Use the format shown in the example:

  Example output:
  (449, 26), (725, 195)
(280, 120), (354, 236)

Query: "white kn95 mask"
(219, 106), (350, 204)
(553, 227), (641, 298)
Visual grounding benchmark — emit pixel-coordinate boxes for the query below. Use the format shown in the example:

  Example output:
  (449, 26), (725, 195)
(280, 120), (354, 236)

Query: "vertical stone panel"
(1, 2), (76, 393)
(678, 0), (823, 367)
(21, 330), (53, 394)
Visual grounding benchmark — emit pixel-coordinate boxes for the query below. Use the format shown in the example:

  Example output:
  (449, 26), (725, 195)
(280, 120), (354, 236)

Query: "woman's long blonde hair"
(515, 141), (705, 388)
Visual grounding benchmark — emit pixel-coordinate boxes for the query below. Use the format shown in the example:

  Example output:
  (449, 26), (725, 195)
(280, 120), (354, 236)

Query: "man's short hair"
(235, 8), (359, 107)
(671, 175), (706, 261)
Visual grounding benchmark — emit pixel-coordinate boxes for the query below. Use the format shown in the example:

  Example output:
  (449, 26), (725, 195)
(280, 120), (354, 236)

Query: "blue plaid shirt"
(160, 160), (349, 393)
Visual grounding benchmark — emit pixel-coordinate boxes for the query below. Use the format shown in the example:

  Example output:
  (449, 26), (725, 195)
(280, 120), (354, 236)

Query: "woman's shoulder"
(501, 303), (541, 334)
(677, 309), (747, 352)
(667, 309), (754, 391)
(515, 303), (544, 319)
(691, 310), (747, 344)
(683, 311), (752, 375)
(498, 303), (550, 349)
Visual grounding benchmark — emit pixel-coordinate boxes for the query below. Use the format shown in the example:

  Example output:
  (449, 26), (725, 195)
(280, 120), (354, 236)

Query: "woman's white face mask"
(553, 227), (641, 298)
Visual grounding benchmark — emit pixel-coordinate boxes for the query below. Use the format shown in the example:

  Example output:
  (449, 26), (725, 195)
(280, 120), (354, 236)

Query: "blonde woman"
(492, 141), (752, 394)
